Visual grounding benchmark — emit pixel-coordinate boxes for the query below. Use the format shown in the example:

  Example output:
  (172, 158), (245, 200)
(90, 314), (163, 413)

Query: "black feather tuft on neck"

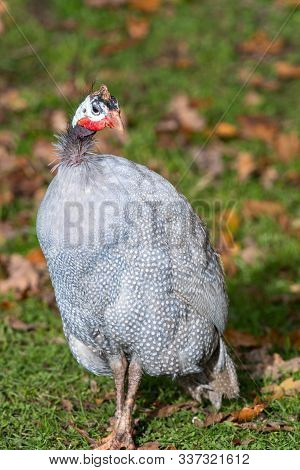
(52, 125), (96, 171)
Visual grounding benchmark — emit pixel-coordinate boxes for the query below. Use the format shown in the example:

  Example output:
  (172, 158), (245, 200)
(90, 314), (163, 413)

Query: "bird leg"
(97, 360), (142, 450)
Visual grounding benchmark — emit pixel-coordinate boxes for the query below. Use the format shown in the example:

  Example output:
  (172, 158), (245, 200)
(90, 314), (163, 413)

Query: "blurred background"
(0, 0), (299, 450)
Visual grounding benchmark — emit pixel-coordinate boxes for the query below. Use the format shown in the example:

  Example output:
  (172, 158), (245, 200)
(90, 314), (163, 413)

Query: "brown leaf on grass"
(130, 0), (161, 13)
(230, 403), (267, 422)
(85, 0), (127, 7)
(234, 152), (256, 181)
(138, 441), (160, 450)
(190, 144), (224, 180)
(33, 138), (55, 166)
(49, 109), (68, 133)
(26, 248), (46, 268)
(243, 91), (263, 107)
(243, 348), (300, 379)
(262, 377), (300, 400)
(214, 122), (238, 139)
(193, 403), (267, 429)
(284, 170), (300, 186)
(95, 390), (115, 406)
(289, 329), (300, 348)
(225, 328), (260, 348)
(275, 61), (300, 79)
(0, 130), (15, 149)
(264, 355), (300, 380)
(243, 199), (285, 219)
(238, 31), (284, 55)
(274, 132), (300, 162)
(90, 379), (99, 394)
(238, 68), (280, 91)
(234, 421), (293, 432)
(0, 254), (39, 297)
(260, 166), (278, 189)
(151, 400), (198, 419)
(126, 16), (149, 39)
(193, 412), (226, 428)
(165, 444), (177, 450)
(168, 95), (206, 133)
(61, 399), (73, 412)
(233, 437), (255, 447)
(0, 221), (17, 245)
(155, 41), (193, 69)
(240, 237), (262, 265)
(0, 89), (28, 111)
(238, 115), (279, 145)
(5, 315), (40, 331)
(67, 420), (95, 445)
(100, 38), (136, 56)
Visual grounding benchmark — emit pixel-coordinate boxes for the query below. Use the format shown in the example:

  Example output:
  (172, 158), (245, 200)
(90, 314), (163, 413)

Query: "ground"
(0, 0), (299, 450)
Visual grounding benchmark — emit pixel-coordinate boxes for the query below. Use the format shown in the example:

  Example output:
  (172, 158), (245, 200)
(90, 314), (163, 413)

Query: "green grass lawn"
(0, 0), (300, 450)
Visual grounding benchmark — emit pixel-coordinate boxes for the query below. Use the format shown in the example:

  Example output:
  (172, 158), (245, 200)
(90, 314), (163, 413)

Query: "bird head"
(72, 84), (124, 133)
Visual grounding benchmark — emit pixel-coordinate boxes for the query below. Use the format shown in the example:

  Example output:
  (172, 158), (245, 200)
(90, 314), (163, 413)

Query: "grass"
(0, 0), (300, 449)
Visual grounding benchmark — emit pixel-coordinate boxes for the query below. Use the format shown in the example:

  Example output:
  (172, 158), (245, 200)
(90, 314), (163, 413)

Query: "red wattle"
(77, 116), (108, 131)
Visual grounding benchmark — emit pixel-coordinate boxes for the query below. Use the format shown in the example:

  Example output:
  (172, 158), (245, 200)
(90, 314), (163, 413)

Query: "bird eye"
(92, 102), (101, 115)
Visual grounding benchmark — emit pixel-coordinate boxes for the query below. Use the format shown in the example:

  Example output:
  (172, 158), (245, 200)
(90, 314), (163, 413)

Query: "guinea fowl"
(37, 85), (239, 450)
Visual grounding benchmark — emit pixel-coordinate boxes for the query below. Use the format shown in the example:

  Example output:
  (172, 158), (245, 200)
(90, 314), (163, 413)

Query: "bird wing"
(161, 191), (228, 335)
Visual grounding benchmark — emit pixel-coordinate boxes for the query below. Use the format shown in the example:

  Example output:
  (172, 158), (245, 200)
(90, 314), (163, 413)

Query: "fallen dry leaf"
(230, 403), (266, 422)
(243, 199), (285, 219)
(130, 0), (161, 13)
(100, 38), (136, 56)
(235, 152), (256, 181)
(240, 237), (262, 265)
(274, 132), (300, 162)
(233, 437), (255, 447)
(85, 0), (127, 7)
(214, 122), (238, 139)
(260, 166), (278, 189)
(190, 144), (224, 180)
(264, 355), (300, 380)
(239, 115), (279, 145)
(61, 399), (73, 412)
(275, 61), (300, 79)
(67, 420), (95, 445)
(90, 379), (99, 394)
(243, 348), (300, 379)
(0, 254), (39, 297)
(126, 16), (149, 39)
(155, 41), (193, 69)
(168, 95), (206, 134)
(225, 328), (260, 348)
(5, 316), (40, 332)
(238, 67), (280, 91)
(26, 248), (46, 268)
(138, 441), (160, 450)
(238, 31), (284, 55)
(243, 91), (263, 107)
(151, 400), (198, 419)
(33, 138), (55, 165)
(234, 421), (293, 432)
(0, 89), (28, 111)
(193, 402), (267, 429)
(95, 390), (115, 406)
(262, 376), (300, 399)
(50, 109), (68, 133)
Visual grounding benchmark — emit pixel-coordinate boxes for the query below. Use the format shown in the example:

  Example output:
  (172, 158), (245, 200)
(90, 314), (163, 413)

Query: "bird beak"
(77, 110), (124, 133)
(105, 110), (125, 132)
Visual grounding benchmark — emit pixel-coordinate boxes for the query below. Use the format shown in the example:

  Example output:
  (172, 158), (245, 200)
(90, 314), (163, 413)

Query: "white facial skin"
(72, 96), (110, 128)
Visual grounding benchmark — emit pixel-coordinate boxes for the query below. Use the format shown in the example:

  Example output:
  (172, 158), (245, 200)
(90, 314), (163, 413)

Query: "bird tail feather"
(178, 338), (239, 410)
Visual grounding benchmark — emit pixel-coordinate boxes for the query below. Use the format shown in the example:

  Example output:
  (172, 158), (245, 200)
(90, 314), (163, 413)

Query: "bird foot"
(95, 430), (136, 450)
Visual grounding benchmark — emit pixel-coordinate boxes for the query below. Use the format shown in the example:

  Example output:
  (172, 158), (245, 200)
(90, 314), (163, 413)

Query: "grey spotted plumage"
(37, 129), (238, 409)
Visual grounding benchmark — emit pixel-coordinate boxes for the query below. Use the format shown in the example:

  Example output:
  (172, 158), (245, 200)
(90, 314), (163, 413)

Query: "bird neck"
(54, 125), (96, 169)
